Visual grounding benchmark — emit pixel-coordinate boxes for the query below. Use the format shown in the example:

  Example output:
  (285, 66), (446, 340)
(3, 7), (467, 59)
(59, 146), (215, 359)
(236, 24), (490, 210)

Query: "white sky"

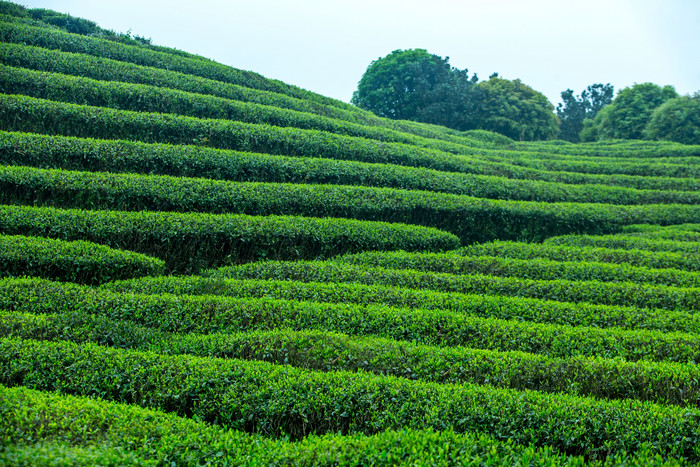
(16, 0), (700, 107)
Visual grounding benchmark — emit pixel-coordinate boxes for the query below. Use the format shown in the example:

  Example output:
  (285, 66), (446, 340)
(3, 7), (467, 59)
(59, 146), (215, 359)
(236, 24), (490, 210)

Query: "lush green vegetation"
(0, 3), (698, 464)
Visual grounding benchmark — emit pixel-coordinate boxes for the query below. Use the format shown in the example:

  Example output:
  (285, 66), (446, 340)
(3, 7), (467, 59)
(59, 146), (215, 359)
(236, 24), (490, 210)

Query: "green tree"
(643, 94), (700, 145)
(351, 49), (480, 131)
(475, 76), (559, 141)
(581, 83), (678, 141)
(556, 84), (613, 142)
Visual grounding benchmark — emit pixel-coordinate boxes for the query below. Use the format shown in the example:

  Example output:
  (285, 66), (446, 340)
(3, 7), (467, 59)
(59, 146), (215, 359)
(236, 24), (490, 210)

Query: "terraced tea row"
(335, 250), (700, 287)
(545, 233), (700, 254)
(3, 308), (699, 407)
(5, 385), (673, 466)
(4, 278), (698, 361)
(4, 165), (699, 243)
(205, 260), (700, 311)
(0, 20), (348, 108)
(2, 338), (699, 461)
(2, 94), (697, 191)
(0, 205), (456, 272)
(104, 275), (700, 333)
(461, 240), (700, 271)
(2, 131), (697, 205)
(0, 234), (163, 283)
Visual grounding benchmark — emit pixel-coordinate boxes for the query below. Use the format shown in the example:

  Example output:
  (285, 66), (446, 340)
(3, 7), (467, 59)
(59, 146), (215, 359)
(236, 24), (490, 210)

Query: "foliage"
(4, 308), (700, 407)
(3, 385), (685, 465)
(461, 240), (700, 271)
(0, 205), (458, 273)
(475, 76), (560, 141)
(0, 234), (164, 284)
(3, 131), (698, 205)
(336, 250), (700, 287)
(206, 260), (700, 311)
(581, 83), (678, 141)
(556, 84), (613, 142)
(643, 94), (700, 145)
(3, 95), (697, 192)
(5, 164), (700, 244)
(351, 49), (480, 131)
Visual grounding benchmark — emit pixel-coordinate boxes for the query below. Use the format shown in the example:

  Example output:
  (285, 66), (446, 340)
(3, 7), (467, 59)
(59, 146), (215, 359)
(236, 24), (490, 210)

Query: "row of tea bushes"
(0, 64), (497, 156)
(474, 150), (698, 178)
(204, 261), (700, 311)
(2, 337), (699, 460)
(4, 165), (700, 243)
(5, 384), (672, 466)
(0, 234), (163, 284)
(0, 42), (483, 147)
(4, 278), (698, 361)
(2, 93), (697, 192)
(513, 139), (700, 158)
(3, 309), (700, 407)
(545, 234), (700, 255)
(460, 241), (700, 271)
(334, 250), (700, 287)
(0, 205), (458, 272)
(103, 275), (700, 334)
(2, 131), (697, 205)
(0, 21), (349, 108)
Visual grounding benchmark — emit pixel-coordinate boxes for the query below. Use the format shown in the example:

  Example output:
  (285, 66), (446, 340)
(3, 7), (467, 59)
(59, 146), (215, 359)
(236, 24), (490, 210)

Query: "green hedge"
(0, 234), (164, 284)
(514, 139), (700, 158)
(4, 309), (700, 407)
(336, 250), (700, 288)
(2, 338), (700, 460)
(4, 278), (699, 362)
(103, 275), (700, 334)
(2, 131), (698, 206)
(5, 385), (666, 466)
(0, 64), (487, 155)
(474, 149), (698, 178)
(0, 205), (458, 273)
(461, 241), (700, 272)
(624, 230), (700, 242)
(2, 93), (697, 192)
(0, 21), (349, 109)
(204, 261), (700, 311)
(4, 164), (700, 243)
(545, 234), (700, 255)
(0, 42), (484, 147)
(622, 223), (700, 233)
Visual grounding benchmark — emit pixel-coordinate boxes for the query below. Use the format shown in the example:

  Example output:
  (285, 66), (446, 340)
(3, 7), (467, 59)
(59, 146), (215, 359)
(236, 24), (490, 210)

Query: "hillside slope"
(0, 2), (699, 464)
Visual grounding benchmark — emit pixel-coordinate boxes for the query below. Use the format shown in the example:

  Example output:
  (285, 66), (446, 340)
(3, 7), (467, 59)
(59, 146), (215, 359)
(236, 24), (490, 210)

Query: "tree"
(643, 94), (700, 145)
(581, 83), (678, 141)
(556, 84), (613, 142)
(351, 49), (480, 131)
(475, 76), (559, 141)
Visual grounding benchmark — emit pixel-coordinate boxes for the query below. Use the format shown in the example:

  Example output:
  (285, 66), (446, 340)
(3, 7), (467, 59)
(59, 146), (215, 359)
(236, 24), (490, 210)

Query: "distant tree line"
(352, 49), (699, 144)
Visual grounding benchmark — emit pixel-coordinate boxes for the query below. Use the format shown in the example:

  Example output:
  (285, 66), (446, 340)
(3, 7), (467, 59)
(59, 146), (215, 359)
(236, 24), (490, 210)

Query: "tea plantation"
(0, 3), (699, 465)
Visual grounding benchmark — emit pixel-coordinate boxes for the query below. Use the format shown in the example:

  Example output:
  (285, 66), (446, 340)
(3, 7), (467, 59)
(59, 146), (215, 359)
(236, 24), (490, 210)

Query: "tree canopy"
(581, 83), (678, 141)
(351, 49), (480, 131)
(556, 84), (613, 142)
(643, 94), (700, 145)
(475, 76), (559, 141)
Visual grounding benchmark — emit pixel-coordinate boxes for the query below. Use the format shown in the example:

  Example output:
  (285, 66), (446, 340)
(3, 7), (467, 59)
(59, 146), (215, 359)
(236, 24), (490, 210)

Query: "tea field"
(0, 3), (699, 465)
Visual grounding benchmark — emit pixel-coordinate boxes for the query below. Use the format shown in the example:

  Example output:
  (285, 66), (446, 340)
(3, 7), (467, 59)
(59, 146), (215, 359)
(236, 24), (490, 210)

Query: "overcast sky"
(17, 0), (700, 106)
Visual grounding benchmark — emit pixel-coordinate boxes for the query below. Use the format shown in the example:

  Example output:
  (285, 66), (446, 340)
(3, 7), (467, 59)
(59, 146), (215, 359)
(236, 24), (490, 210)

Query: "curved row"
(0, 234), (164, 284)
(2, 94), (697, 191)
(335, 250), (700, 288)
(3, 278), (698, 361)
(0, 205), (458, 272)
(2, 131), (697, 206)
(205, 260), (700, 311)
(2, 338), (699, 460)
